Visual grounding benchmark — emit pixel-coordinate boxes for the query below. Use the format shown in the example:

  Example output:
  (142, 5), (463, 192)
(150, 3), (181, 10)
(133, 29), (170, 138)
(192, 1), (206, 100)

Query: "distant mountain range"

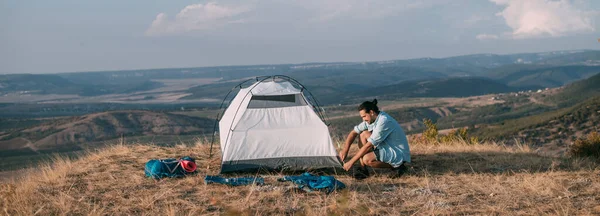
(2, 50), (600, 131)
(0, 74), (163, 96)
(1, 50), (599, 101)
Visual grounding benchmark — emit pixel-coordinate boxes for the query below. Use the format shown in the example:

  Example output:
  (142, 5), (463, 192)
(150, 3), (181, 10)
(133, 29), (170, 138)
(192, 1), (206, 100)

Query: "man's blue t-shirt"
(354, 111), (411, 167)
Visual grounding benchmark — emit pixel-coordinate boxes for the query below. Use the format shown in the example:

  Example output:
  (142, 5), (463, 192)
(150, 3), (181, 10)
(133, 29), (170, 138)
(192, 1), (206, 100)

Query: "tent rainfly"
(214, 76), (342, 173)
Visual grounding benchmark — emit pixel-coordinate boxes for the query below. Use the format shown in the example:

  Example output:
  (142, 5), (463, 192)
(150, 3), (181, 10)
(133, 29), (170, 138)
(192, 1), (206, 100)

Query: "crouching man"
(339, 99), (411, 177)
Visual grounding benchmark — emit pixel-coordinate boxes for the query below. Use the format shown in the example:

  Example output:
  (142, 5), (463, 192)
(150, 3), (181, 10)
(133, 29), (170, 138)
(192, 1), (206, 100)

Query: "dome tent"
(211, 75), (342, 173)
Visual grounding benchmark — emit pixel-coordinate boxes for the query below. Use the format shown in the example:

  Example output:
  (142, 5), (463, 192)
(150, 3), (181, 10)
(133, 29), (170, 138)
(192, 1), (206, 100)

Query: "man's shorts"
(373, 148), (383, 162)
(373, 148), (405, 168)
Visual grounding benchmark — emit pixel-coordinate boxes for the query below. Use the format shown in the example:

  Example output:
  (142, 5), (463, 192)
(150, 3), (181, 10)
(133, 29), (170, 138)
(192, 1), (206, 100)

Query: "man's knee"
(359, 132), (367, 140)
(364, 158), (375, 167)
(359, 131), (372, 140)
(362, 153), (377, 166)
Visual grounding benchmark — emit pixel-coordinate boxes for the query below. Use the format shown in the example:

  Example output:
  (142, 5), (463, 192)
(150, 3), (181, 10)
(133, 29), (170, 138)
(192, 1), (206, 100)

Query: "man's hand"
(339, 151), (347, 162)
(339, 130), (358, 163)
(343, 162), (353, 171)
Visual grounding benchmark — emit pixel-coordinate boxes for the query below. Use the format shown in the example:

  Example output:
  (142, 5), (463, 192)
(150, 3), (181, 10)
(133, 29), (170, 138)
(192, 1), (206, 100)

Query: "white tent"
(217, 76), (342, 173)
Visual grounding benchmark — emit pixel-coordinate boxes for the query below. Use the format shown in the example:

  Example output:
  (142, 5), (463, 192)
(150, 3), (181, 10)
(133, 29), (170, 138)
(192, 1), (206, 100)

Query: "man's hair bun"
(358, 99), (380, 113)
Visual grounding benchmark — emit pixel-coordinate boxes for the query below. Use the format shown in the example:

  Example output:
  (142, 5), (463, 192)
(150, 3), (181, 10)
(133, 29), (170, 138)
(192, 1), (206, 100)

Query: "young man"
(339, 99), (411, 177)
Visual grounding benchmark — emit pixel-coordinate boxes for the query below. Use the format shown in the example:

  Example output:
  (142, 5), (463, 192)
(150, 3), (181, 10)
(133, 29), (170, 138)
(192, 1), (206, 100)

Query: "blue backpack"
(144, 156), (196, 179)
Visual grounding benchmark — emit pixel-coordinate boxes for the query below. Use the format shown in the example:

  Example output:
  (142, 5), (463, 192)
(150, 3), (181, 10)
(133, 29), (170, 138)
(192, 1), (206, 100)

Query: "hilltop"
(2, 141), (599, 215)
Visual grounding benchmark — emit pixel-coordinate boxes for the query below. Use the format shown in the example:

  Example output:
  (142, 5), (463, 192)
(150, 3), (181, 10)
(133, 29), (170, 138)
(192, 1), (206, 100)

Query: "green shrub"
(422, 119), (438, 142)
(440, 128), (468, 142)
(569, 132), (600, 159)
(422, 118), (480, 145)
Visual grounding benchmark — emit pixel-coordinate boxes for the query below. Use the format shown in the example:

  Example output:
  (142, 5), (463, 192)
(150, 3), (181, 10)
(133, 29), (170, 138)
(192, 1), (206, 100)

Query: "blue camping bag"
(145, 156), (196, 179)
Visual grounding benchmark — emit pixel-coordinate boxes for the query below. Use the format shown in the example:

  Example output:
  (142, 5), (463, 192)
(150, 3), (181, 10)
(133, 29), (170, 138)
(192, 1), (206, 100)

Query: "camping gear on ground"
(204, 175), (265, 186)
(144, 156), (197, 179)
(180, 159), (197, 172)
(278, 172), (346, 193)
(212, 75), (342, 173)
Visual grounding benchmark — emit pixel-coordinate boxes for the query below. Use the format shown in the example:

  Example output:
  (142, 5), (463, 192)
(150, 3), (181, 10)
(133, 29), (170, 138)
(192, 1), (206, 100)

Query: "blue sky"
(1, 0), (599, 74)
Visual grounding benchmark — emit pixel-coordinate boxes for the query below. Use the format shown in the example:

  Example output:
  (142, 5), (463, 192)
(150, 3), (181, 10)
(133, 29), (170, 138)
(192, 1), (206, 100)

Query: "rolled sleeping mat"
(181, 159), (197, 173)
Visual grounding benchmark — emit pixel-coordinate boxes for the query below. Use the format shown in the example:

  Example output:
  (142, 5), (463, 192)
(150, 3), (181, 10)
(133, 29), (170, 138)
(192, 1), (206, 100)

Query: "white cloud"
(490, 0), (596, 39)
(476, 34), (499, 40)
(144, 0), (452, 36)
(145, 3), (250, 36)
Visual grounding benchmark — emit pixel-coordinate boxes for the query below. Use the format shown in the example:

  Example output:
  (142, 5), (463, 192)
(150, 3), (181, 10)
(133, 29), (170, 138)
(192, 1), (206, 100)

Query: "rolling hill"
(468, 73), (600, 155)
(352, 77), (516, 100)
(488, 65), (600, 88)
(544, 72), (600, 107)
(434, 72), (600, 132)
(0, 110), (214, 152)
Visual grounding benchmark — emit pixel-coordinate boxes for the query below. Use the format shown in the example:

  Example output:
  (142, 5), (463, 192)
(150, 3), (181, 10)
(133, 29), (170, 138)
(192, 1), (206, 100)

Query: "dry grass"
(2, 140), (600, 215)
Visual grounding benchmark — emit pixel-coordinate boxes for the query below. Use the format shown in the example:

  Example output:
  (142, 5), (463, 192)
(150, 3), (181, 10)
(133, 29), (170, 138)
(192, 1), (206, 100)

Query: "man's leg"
(358, 131), (393, 169)
(362, 152), (394, 168)
(357, 131), (370, 167)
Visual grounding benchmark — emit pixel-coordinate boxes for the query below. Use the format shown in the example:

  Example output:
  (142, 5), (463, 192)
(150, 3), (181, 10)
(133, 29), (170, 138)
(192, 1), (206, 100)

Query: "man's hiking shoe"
(392, 164), (408, 178)
(351, 166), (370, 180)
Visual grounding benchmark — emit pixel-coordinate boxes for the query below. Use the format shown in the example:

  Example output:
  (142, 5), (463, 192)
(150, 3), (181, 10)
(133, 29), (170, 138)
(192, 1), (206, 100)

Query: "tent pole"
(209, 85), (240, 158)
(209, 113), (220, 158)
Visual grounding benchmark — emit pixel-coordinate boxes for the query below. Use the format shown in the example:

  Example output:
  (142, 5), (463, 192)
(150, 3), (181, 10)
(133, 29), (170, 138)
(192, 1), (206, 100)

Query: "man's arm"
(343, 141), (373, 171)
(339, 130), (358, 161)
(367, 118), (394, 147)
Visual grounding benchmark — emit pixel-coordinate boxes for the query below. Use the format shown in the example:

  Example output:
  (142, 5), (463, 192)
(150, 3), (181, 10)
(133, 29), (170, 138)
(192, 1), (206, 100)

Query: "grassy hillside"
(468, 73), (600, 152)
(435, 102), (552, 130)
(2, 141), (599, 215)
(473, 96), (600, 151)
(545, 72), (600, 107)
